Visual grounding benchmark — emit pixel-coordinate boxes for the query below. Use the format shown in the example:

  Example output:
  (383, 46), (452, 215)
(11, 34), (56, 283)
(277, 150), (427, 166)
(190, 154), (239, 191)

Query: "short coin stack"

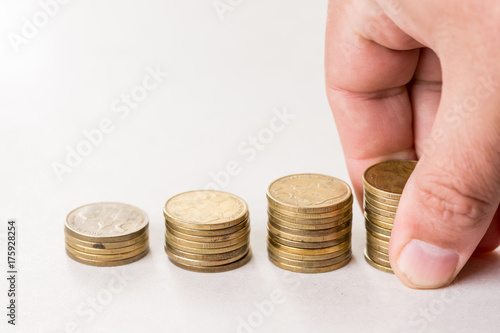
(164, 190), (252, 273)
(363, 160), (417, 273)
(65, 202), (149, 267)
(266, 174), (353, 273)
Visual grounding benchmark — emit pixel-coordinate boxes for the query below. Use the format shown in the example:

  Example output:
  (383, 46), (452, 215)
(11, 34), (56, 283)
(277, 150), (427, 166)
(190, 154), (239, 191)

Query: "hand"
(325, 0), (500, 289)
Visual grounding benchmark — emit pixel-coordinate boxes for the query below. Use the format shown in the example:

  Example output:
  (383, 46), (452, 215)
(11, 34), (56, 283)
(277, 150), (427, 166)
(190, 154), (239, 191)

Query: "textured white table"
(1, 1), (499, 332)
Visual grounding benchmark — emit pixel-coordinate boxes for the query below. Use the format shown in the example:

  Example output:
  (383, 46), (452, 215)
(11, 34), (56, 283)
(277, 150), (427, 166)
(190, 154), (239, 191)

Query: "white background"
(1, 1), (500, 332)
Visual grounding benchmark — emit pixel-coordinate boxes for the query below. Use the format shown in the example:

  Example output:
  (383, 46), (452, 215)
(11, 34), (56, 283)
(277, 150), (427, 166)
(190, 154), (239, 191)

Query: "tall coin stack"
(164, 190), (252, 273)
(266, 174), (353, 273)
(363, 160), (417, 273)
(65, 202), (150, 267)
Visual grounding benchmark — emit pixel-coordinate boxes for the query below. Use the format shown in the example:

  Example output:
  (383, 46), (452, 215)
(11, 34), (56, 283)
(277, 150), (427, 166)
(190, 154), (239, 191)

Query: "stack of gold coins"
(363, 160), (417, 273)
(65, 202), (149, 266)
(164, 190), (252, 273)
(266, 174), (353, 273)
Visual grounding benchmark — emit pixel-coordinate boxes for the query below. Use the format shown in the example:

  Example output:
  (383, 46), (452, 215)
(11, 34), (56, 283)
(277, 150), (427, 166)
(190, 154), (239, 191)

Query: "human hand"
(325, 0), (500, 288)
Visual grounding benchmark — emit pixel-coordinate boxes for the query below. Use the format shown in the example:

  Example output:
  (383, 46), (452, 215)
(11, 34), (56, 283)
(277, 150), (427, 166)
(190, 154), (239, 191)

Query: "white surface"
(1, 1), (499, 332)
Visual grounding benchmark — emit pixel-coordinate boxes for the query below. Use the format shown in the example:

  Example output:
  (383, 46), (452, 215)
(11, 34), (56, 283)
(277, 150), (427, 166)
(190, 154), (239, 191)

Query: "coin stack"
(65, 202), (149, 267)
(164, 190), (252, 273)
(266, 174), (353, 273)
(363, 160), (417, 273)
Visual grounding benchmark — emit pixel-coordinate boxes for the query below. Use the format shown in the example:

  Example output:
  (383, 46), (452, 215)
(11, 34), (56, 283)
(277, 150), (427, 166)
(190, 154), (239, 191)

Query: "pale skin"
(325, 0), (500, 288)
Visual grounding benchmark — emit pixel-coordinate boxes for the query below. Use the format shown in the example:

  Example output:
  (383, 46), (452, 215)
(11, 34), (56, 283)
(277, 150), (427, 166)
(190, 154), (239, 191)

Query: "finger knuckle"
(416, 172), (493, 232)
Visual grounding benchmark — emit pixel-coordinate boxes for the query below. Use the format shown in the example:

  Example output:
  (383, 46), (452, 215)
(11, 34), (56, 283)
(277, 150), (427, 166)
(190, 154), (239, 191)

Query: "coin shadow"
(454, 250), (500, 285)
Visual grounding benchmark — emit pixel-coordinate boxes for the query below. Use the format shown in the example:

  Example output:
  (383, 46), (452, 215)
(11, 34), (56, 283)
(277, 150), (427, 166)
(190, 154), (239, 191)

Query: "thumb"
(389, 74), (500, 289)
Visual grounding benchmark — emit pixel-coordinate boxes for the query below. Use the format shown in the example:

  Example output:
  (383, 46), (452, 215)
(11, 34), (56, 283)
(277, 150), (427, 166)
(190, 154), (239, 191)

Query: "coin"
(166, 218), (248, 237)
(268, 231), (351, 249)
(268, 240), (350, 261)
(268, 200), (353, 219)
(166, 228), (249, 249)
(364, 201), (397, 218)
(365, 219), (392, 237)
(364, 212), (394, 230)
(65, 247), (149, 267)
(363, 160), (417, 199)
(268, 250), (351, 268)
(166, 222), (250, 243)
(66, 237), (149, 255)
(364, 190), (400, 206)
(164, 190), (248, 230)
(364, 250), (393, 274)
(168, 250), (252, 273)
(268, 208), (352, 228)
(364, 195), (398, 213)
(164, 245), (249, 267)
(268, 253), (351, 273)
(64, 229), (149, 249)
(267, 174), (353, 213)
(166, 233), (248, 254)
(164, 243), (249, 261)
(366, 245), (390, 261)
(267, 236), (350, 256)
(366, 235), (389, 254)
(65, 202), (149, 242)
(66, 243), (149, 262)
(366, 227), (391, 242)
(267, 220), (351, 242)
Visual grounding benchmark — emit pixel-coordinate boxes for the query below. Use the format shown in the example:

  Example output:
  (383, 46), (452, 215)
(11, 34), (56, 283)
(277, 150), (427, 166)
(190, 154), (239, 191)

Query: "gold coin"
(363, 160), (417, 199)
(365, 218), (392, 237)
(66, 243), (149, 262)
(164, 243), (249, 261)
(268, 240), (350, 261)
(65, 237), (149, 255)
(165, 228), (249, 249)
(268, 216), (352, 231)
(364, 190), (400, 206)
(366, 244), (390, 261)
(268, 250), (351, 268)
(267, 220), (351, 242)
(65, 202), (149, 242)
(268, 209), (352, 228)
(366, 235), (389, 254)
(268, 231), (351, 249)
(366, 227), (391, 242)
(266, 174), (353, 214)
(364, 250), (393, 274)
(166, 218), (248, 237)
(168, 249), (252, 273)
(64, 229), (149, 249)
(65, 247), (149, 267)
(166, 233), (248, 254)
(364, 212), (394, 230)
(364, 209), (394, 224)
(164, 245), (249, 267)
(268, 201), (352, 219)
(268, 253), (351, 273)
(364, 195), (398, 213)
(267, 236), (350, 256)
(163, 190), (248, 230)
(366, 249), (390, 266)
(364, 201), (397, 218)
(165, 222), (250, 243)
